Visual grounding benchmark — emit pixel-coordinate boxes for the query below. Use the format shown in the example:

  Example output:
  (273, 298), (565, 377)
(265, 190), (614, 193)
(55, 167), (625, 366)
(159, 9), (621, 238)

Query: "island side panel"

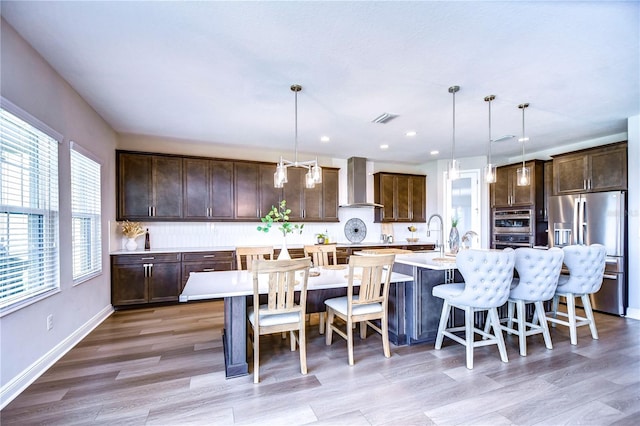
(223, 296), (249, 378)
(394, 262), (464, 345)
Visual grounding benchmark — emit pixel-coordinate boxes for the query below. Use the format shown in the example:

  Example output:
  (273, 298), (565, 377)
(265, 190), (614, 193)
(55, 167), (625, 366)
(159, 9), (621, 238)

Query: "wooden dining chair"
(235, 246), (274, 271)
(324, 253), (396, 366)
(304, 244), (338, 334)
(247, 257), (312, 383)
(304, 244), (338, 267)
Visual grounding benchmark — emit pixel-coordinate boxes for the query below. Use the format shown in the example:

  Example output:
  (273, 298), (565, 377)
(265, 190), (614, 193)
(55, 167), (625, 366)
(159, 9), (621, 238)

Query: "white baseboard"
(625, 307), (640, 321)
(0, 304), (114, 410)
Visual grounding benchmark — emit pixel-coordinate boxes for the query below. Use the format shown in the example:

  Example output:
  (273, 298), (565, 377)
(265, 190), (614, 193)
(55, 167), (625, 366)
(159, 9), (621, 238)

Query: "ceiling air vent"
(371, 112), (398, 124)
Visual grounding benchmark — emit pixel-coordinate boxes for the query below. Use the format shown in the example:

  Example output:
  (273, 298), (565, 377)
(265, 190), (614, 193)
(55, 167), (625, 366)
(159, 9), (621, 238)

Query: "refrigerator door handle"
(573, 198), (580, 245)
(580, 198), (587, 245)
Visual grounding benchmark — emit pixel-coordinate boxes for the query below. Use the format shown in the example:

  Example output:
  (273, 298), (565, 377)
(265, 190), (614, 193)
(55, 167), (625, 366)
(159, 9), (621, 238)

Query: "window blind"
(70, 143), (102, 283)
(0, 107), (60, 310)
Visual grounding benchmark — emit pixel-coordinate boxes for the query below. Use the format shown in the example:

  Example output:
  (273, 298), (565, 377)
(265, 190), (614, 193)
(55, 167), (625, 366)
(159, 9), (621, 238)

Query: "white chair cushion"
(432, 283), (465, 299)
(450, 249), (515, 308)
(325, 296), (383, 316)
(247, 305), (301, 327)
(557, 244), (606, 294)
(509, 247), (564, 301)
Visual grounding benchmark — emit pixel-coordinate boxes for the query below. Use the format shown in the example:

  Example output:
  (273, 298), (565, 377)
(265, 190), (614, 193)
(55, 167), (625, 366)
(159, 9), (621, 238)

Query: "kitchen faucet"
(427, 214), (444, 255)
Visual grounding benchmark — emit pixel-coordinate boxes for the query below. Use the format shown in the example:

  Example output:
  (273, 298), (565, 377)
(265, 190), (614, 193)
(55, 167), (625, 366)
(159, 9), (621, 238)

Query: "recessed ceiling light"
(320, 136), (330, 142)
(405, 131), (417, 137)
(430, 150), (439, 155)
(380, 144), (389, 150)
(518, 137), (529, 142)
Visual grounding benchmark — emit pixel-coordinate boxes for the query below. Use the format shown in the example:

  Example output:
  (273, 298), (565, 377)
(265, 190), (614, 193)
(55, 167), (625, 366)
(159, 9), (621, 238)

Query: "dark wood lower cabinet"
(111, 253), (182, 308)
(181, 251), (235, 291)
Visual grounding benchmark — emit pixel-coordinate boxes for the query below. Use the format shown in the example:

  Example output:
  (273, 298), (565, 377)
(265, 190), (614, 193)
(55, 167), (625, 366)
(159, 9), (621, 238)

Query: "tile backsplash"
(110, 209), (435, 252)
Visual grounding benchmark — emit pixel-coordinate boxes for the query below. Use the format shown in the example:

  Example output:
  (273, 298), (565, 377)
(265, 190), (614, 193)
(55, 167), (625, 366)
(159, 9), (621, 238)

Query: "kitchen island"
(389, 252), (463, 345)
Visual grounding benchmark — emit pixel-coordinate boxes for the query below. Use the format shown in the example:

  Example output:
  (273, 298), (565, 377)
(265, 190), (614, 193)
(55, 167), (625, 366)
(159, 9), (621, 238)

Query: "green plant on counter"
(451, 216), (459, 227)
(257, 200), (304, 237)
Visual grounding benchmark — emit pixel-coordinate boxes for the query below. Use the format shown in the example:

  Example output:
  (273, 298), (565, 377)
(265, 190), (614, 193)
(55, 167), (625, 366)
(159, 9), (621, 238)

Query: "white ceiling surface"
(1, 1), (638, 165)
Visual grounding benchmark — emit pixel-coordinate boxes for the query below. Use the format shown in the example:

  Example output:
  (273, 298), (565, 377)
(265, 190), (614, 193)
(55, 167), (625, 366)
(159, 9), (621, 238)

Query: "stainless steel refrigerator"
(548, 191), (627, 316)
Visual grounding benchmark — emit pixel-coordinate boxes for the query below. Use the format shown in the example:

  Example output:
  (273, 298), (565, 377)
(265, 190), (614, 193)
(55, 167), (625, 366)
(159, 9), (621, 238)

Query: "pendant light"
(273, 84), (322, 189)
(484, 94), (497, 183)
(448, 85), (460, 180)
(516, 102), (530, 186)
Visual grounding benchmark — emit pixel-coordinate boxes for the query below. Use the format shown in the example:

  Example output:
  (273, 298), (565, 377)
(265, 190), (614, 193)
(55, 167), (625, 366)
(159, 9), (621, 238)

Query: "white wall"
(626, 115), (640, 320)
(0, 19), (117, 405)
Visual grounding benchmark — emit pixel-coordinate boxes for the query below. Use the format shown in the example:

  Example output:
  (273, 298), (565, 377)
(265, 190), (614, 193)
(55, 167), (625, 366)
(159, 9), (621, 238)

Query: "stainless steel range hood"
(339, 157), (384, 208)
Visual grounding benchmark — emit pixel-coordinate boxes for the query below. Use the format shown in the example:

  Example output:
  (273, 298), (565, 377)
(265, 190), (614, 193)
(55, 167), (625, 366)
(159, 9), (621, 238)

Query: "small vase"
(448, 226), (460, 254)
(278, 236), (291, 260)
(125, 237), (137, 251)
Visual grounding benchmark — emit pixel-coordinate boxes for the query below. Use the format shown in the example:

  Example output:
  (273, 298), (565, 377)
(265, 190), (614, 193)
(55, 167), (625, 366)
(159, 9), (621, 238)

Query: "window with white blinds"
(70, 143), (102, 283)
(1, 106), (60, 311)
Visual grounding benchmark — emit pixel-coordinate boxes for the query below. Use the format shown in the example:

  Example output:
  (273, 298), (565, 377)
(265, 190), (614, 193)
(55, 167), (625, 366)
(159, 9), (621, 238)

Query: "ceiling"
(1, 1), (638, 165)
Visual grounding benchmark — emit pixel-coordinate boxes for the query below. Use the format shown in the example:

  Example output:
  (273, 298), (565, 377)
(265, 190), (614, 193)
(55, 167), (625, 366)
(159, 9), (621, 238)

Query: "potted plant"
(257, 200), (304, 259)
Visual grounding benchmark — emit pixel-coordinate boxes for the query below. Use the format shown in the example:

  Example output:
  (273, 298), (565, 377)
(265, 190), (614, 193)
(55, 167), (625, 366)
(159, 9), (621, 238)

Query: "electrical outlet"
(47, 314), (53, 330)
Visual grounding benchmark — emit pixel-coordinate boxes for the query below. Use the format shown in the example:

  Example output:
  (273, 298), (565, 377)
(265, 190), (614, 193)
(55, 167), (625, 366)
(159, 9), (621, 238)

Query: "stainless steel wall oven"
(492, 209), (534, 249)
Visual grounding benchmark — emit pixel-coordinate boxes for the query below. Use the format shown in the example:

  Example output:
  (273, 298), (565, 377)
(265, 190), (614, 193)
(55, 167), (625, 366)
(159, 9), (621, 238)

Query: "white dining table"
(180, 266), (414, 378)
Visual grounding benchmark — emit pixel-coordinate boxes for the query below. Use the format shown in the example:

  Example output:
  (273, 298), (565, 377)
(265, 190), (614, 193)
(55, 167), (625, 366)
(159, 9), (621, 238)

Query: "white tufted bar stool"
(432, 248), (515, 369)
(497, 247), (564, 356)
(546, 244), (606, 345)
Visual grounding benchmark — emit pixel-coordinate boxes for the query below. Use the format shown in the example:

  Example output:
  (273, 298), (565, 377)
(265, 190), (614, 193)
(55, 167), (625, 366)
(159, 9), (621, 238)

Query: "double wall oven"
(492, 209), (534, 249)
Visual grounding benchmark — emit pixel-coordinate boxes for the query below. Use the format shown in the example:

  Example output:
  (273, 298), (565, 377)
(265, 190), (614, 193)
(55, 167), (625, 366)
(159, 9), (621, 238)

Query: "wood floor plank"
(1, 300), (638, 425)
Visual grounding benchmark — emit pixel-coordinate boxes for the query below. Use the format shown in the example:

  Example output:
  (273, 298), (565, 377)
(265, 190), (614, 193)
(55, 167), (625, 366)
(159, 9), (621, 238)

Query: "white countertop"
(393, 251), (458, 270)
(180, 267), (414, 301)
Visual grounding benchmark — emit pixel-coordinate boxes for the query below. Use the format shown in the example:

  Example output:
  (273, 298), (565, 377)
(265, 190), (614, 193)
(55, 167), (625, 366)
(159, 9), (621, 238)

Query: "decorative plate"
(344, 218), (367, 243)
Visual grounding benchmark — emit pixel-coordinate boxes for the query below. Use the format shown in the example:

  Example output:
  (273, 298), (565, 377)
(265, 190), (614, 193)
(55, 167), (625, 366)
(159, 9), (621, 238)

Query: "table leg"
(223, 296), (248, 378)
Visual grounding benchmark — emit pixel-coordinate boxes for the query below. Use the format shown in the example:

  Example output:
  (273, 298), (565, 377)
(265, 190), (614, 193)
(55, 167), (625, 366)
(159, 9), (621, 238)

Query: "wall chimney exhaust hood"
(339, 157), (384, 208)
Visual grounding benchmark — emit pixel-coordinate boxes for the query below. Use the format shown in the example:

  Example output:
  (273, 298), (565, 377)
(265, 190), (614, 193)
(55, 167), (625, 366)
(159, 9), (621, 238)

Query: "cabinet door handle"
(203, 268), (215, 272)
(141, 257), (155, 260)
(147, 263), (153, 277)
(583, 179), (587, 190)
(203, 255), (215, 258)
(148, 206), (152, 217)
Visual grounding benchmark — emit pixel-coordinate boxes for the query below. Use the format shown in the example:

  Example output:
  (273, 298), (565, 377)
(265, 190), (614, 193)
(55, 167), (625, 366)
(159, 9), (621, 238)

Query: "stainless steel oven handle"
(603, 273), (617, 280)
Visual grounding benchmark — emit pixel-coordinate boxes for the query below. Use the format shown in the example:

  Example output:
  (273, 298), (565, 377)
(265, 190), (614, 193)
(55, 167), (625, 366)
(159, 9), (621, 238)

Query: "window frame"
(1, 98), (62, 316)
(70, 141), (102, 285)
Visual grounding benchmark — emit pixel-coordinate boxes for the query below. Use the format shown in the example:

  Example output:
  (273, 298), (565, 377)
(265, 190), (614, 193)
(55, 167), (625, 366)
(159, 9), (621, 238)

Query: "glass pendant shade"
(484, 94), (496, 184)
(274, 161), (288, 188)
(305, 170), (316, 188)
(311, 163), (322, 183)
(484, 163), (497, 183)
(448, 85), (460, 181)
(516, 102), (530, 186)
(516, 166), (530, 186)
(448, 159), (460, 180)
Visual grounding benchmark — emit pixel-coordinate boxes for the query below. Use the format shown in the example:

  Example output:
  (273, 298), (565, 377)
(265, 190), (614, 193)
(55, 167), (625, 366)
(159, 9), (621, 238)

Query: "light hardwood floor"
(1, 300), (639, 425)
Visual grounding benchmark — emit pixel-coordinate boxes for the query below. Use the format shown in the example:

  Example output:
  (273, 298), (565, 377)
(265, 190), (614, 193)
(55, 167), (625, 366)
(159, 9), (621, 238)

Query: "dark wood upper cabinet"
(553, 142), (627, 195)
(491, 160), (544, 210)
(234, 162), (261, 220)
(184, 158), (234, 220)
(259, 163), (282, 219)
(280, 167), (339, 222)
(117, 151), (339, 222)
(117, 152), (182, 221)
(321, 168), (339, 222)
(373, 172), (426, 223)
